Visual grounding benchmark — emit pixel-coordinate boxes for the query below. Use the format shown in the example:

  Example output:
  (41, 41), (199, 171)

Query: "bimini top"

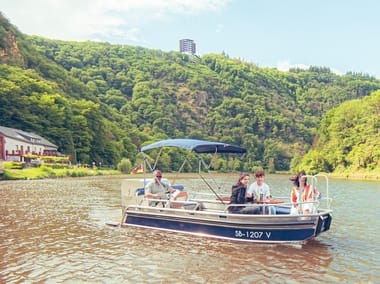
(141, 139), (246, 154)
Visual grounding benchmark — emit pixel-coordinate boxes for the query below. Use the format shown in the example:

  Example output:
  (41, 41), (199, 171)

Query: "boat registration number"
(234, 230), (271, 239)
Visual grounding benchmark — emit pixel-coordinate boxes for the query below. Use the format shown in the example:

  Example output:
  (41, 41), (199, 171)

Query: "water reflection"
(105, 227), (334, 283)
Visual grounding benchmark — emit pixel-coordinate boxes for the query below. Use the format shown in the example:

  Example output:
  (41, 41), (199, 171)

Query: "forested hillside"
(299, 91), (380, 175)
(1, 12), (379, 174)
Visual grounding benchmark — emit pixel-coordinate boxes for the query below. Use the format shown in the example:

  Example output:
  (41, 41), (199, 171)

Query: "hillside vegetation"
(299, 91), (380, 176)
(1, 12), (379, 175)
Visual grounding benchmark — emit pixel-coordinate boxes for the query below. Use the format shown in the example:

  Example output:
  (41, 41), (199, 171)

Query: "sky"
(1, 0), (380, 78)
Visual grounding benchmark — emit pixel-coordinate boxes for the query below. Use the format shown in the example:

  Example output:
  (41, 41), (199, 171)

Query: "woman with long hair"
(290, 170), (321, 214)
(229, 173), (259, 214)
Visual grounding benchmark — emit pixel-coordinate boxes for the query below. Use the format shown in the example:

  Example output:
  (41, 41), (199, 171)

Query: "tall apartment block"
(179, 39), (196, 55)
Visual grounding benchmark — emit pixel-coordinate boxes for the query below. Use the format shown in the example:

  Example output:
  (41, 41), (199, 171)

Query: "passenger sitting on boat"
(247, 169), (275, 214)
(247, 169), (271, 203)
(229, 173), (260, 214)
(145, 170), (188, 206)
(290, 170), (321, 214)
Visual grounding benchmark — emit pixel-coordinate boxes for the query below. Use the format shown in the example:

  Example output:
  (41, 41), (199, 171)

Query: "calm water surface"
(0, 174), (379, 283)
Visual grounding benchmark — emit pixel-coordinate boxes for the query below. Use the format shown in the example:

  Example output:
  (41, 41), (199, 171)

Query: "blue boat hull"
(124, 211), (332, 243)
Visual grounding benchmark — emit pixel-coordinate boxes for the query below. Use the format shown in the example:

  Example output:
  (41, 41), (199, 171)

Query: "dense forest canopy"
(299, 91), (380, 174)
(1, 12), (379, 174)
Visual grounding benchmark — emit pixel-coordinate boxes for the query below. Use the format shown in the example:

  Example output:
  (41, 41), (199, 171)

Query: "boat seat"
(274, 206), (291, 215)
(135, 185), (187, 206)
(135, 184), (200, 210)
(136, 186), (170, 206)
(135, 187), (146, 204)
(136, 187), (145, 196)
(172, 184), (185, 191)
(136, 185), (184, 194)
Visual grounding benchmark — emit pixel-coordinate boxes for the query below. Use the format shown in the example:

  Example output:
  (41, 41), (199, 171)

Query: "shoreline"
(272, 171), (380, 182)
(326, 173), (379, 181)
(1, 168), (379, 182)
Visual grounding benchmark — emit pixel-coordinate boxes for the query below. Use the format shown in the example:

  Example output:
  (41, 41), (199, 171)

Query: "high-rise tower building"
(179, 39), (196, 55)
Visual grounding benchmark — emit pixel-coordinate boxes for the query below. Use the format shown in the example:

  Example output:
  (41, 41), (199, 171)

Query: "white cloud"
(215, 24), (225, 33)
(1, 0), (231, 43)
(277, 60), (344, 76)
(277, 60), (309, 72)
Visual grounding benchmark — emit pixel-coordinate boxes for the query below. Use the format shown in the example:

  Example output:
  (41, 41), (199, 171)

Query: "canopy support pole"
(196, 153), (226, 204)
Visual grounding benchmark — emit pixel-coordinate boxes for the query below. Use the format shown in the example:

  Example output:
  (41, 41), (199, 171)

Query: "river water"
(0, 174), (379, 283)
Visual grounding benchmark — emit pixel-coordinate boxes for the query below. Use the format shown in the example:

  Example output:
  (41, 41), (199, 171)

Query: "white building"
(0, 126), (58, 162)
(179, 39), (196, 55)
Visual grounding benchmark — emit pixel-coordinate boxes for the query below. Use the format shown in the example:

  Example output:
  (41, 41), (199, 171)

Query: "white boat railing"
(303, 174), (332, 210)
(122, 173), (332, 218)
(127, 195), (331, 217)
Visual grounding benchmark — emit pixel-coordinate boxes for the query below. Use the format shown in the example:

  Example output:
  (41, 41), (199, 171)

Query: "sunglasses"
(156, 175), (162, 178)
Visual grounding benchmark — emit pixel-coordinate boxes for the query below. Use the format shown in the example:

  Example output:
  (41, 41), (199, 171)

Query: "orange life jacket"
(291, 186), (300, 204)
(291, 184), (316, 204)
(302, 184), (318, 202)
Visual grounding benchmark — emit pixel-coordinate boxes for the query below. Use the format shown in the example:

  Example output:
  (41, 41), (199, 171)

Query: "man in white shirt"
(247, 169), (275, 214)
(247, 169), (271, 202)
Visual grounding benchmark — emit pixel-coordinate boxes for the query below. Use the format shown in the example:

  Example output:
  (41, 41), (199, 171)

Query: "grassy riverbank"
(1, 166), (120, 180)
(1, 163), (379, 181)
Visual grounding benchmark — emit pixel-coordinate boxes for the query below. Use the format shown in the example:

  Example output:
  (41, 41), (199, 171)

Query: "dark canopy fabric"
(140, 139), (246, 154)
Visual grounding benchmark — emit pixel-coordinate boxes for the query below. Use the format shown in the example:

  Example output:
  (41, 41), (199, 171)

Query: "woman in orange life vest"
(290, 170), (321, 214)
